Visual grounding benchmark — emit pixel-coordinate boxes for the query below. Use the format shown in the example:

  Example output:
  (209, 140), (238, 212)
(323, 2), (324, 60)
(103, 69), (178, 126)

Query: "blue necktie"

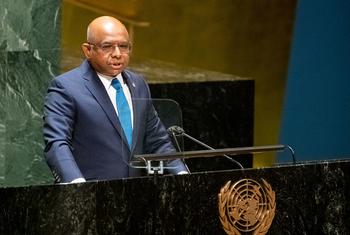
(111, 79), (132, 148)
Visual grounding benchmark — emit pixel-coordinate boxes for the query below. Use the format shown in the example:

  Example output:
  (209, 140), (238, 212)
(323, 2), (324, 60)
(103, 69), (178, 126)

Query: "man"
(43, 16), (188, 183)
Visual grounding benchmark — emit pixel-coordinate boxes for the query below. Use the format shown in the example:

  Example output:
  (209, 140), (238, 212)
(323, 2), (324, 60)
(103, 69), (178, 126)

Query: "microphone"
(167, 126), (244, 169)
(167, 125), (185, 135)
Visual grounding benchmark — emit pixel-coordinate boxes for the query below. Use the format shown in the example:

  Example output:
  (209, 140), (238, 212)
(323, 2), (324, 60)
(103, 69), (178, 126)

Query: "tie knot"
(111, 79), (122, 91)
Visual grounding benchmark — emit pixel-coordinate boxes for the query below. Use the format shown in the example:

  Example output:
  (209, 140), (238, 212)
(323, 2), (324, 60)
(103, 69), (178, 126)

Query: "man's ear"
(81, 43), (92, 59)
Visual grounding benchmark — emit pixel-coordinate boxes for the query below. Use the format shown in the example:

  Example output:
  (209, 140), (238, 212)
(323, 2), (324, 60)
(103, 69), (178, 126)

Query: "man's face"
(82, 22), (131, 77)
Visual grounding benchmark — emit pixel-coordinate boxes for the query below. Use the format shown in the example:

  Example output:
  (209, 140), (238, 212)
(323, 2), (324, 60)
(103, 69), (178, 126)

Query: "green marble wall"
(0, 0), (61, 186)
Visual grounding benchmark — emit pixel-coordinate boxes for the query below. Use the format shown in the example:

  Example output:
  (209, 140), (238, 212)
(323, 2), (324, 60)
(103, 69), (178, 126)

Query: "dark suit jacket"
(43, 60), (187, 182)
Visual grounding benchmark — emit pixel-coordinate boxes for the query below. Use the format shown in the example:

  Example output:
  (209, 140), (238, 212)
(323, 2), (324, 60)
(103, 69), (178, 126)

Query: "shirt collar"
(97, 72), (124, 90)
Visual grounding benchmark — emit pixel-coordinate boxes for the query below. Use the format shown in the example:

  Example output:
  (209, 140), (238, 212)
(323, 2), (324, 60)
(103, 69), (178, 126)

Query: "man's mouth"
(111, 62), (122, 69)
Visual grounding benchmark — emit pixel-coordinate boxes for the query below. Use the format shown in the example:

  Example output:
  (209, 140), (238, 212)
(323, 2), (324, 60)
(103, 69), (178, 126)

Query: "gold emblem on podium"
(218, 179), (276, 235)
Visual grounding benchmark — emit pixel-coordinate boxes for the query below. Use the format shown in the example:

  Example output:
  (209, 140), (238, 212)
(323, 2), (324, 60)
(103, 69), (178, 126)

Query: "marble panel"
(0, 50), (60, 186)
(0, 52), (6, 185)
(2, 0), (61, 51)
(0, 182), (97, 234)
(0, 0), (61, 186)
(1, 160), (349, 234)
(0, 1), (7, 50)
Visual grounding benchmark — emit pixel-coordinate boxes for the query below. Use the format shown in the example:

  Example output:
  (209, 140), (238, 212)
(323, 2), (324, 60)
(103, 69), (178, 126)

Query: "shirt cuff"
(70, 177), (86, 183)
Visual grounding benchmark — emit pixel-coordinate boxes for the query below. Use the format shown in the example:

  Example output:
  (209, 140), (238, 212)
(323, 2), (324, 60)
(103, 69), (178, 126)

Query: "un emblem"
(218, 179), (276, 235)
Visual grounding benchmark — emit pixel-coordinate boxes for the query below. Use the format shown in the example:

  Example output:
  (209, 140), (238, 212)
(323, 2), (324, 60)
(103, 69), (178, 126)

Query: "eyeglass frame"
(87, 41), (132, 54)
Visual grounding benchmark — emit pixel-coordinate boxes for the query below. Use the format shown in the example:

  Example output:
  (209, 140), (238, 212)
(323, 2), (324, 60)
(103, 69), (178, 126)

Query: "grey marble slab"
(0, 50), (60, 186)
(0, 159), (349, 234)
(0, 0), (60, 52)
(0, 0), (61, 186)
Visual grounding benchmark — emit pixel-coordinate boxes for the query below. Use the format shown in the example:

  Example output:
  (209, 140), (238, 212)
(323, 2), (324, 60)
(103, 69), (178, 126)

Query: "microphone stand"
(131, 126), (296, 177)
(168, 127), (244, 169)
(169, 131), (191, 173)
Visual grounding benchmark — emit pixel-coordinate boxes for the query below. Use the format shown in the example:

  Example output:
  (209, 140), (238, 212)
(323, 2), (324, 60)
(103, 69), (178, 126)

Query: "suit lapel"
(81, 60), (130, 150)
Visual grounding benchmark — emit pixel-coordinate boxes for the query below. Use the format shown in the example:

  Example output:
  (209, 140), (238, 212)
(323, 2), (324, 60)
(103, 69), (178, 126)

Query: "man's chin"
(104, 69), (123, 77)
(109, 66), (127, 76)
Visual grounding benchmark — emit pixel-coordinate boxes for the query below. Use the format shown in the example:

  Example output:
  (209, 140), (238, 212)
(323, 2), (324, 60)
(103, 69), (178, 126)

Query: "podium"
(1, 156), (349, 234)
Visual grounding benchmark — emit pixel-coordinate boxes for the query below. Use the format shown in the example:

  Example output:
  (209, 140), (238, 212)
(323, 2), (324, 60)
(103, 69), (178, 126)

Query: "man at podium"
(43, 16), (188, 183)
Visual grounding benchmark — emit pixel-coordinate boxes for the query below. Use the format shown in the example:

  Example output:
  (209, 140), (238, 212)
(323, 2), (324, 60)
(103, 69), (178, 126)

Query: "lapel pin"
(132, 82), (136, 88)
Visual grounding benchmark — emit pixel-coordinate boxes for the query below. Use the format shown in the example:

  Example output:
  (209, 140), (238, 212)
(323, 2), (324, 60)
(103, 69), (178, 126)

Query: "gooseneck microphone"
(167, 126), (244, 169)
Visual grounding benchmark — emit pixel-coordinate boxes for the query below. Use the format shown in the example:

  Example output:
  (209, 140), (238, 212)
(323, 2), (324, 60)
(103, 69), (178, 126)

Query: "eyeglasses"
(88, 42), (131, 54)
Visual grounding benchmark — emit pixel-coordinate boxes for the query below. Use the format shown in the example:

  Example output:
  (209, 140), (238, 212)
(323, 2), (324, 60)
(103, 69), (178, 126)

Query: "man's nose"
(111, 45), (121, 57)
